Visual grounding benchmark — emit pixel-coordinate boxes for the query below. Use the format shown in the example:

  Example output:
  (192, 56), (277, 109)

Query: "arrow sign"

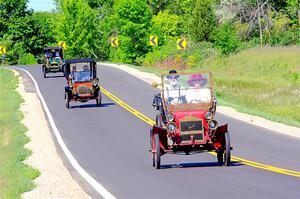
(149, 35), (158, 46)
(111, 37), (119, 47)
(59, 41), (67, 49)
(177, 38), (187, 50)
(0, 46), (6, 55)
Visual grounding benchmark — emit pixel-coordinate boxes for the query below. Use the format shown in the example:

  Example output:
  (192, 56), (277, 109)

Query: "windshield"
(70, 62), (92, 82)
(72, 71), (91, 82)
(162, 73), (212, 105)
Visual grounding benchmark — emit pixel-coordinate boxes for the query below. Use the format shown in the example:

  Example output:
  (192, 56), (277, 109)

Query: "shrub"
(19, 53), (36, 65)
(213, 22), (241, 55)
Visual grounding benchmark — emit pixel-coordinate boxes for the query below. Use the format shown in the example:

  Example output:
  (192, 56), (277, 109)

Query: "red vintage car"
(64, 58), (101, 108)
(151, 71), (231, 169)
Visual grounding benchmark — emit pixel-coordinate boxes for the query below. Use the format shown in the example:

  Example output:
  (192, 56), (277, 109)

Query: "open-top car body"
(42, 47), (65, 78)
(151, 72), (232, 169)
(64, 58), (101, 108)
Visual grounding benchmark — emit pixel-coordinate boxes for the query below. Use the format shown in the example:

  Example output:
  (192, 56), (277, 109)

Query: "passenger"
(55, 50), (60, 58)
(186, 74), (211, 103)
(83, 65), (89, 71)
(70, 66), (80, 81)
(164, 70), (186, 104)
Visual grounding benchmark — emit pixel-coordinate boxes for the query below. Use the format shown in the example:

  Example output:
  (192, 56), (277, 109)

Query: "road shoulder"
(13, 69), (91, 199)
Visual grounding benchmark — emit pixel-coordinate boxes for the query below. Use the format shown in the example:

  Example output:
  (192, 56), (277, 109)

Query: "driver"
(186, 74), (211, 103)
(164, 70), (186, 104)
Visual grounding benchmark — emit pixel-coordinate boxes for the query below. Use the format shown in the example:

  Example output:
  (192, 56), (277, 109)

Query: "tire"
(150, 129), (155, 167)
(155, 133), (161, 169)
(217, 150), (224, 166)
(155, 114), (162, 127)
(96, 91), (101, 107)
(43, 67), (47, 78)
(224, 132), (231, 166)
(65, 92), (70, 109)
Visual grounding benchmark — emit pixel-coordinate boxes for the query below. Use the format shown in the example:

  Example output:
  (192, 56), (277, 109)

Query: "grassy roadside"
(107, 46), (300, 127)
(0, 68), (39, 199)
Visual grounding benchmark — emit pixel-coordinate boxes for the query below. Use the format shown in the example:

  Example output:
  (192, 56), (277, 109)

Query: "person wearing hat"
(164, 70), (186, 104)
(186, 73), (211, 103)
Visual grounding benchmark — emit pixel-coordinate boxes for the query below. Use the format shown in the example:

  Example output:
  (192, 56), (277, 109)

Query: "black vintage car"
(64, 58), (102, 108)
(42, 47), (65, 78)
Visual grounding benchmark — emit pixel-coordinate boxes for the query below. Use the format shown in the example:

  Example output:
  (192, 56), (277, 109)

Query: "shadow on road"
(44, 74), (65, 78)
(70, 102), (115, 109)
(160, 161), (242, 169)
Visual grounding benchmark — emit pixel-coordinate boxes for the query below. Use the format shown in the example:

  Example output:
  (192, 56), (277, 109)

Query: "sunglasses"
(167, 75), (179, 80)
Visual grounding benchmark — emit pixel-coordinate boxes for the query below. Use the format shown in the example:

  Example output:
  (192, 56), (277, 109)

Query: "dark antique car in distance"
(151, 71), (232, 169)
(64, 58), (102, 108)
(42, 47), (65, 78)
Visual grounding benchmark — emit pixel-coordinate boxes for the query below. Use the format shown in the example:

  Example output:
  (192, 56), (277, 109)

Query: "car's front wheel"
(65, 92), (70, 109)
(224, 132), (231, 166)
(96, 90), (101, 107)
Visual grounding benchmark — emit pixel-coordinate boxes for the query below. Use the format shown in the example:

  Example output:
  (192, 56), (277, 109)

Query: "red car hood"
(172, 110), (207, 121)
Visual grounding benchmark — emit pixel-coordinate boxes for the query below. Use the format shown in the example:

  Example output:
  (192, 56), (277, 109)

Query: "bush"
(213, 22), (241, 55)
(19, 53), (36, 65)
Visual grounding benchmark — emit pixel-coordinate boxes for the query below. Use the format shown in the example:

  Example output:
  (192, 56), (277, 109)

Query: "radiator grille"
(180, 120), (203, 132)
(77, 85), (91, 95)
(180, 133), (203, 141)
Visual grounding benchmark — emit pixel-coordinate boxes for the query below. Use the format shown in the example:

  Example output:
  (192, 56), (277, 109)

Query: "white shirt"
(164, 85), (186, 104)
(186, 88), (211, 103)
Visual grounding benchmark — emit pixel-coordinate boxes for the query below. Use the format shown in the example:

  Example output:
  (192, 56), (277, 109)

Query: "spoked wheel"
(155, 133), (161, 169)
(65, 92), (70, 109)
(150, 129), (155, 167)
(155, 114), (162, 127)
(96, 91), (102, 107)
(43, 67), (47, 78)
(217, 150), (224, 166)
(224, 132), (231, 166)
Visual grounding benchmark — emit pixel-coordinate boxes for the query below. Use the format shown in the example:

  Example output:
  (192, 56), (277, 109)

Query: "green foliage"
(108, 0), (152, 63)
(266, 12), (299, 46)
(56, 0), (98, 59)
(0, 69), (39, 198)
(213, 23), (241, 55)
(152, 11), (181, 40)
(0, 0), (29, 38)
(19, 53), (36, 65)
(165, 0), (194, 16)
(190, 0), (217, 42)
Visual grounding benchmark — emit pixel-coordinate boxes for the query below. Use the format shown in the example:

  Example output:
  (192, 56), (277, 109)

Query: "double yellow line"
(101, 86), (300, 178)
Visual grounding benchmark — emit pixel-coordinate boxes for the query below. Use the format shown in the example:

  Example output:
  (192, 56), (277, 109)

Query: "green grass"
(112, 46), (300, 127)
(0, 68), (39, 199)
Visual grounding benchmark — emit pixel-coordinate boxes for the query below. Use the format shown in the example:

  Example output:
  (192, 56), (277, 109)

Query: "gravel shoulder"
(100, 62), (300, 139)
(12, 69), (91, 199)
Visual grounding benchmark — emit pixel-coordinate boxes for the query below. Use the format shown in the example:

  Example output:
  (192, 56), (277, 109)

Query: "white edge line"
(12, 67), (117, 199)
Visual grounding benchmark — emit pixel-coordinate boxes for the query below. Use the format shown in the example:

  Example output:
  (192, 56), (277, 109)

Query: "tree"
(214, 22), (241, 55)
(190, 0), (217, 42)
(108, 0), (152, 63)
(56, 0), (98, 58)
(152, 11), (181, 39)
(0, 0), (29, 38)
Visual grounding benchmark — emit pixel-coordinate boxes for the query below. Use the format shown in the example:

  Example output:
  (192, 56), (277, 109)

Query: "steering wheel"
(167, 96), (187, 104)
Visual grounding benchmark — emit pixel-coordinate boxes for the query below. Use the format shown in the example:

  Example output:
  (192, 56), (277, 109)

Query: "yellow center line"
(101, 86), (300, 178)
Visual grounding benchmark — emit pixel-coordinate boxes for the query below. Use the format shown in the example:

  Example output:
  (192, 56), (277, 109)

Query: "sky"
(27, 0), (56, 12)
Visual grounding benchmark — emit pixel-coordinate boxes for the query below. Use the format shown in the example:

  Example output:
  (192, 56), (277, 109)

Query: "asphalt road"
(16, 64), (300, 199)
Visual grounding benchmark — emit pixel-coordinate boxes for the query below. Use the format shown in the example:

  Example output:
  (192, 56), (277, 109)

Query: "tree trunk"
(298, 0), (300, 26)
(257, 2), (263, 47)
